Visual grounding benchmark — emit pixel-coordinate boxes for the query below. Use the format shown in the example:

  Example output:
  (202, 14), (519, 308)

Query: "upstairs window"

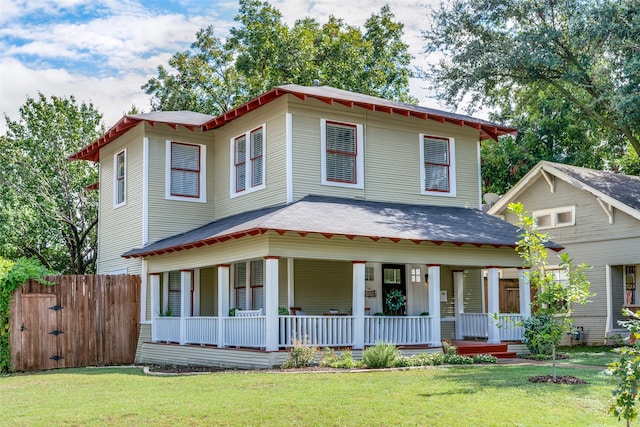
(321, 119), (364, 189)
(231, 125), (266, 197)
(114, 149), (126, 208)
(420, 135), (456, 196)
(165, 141), (206, 202)
(533, 206), (575, 229)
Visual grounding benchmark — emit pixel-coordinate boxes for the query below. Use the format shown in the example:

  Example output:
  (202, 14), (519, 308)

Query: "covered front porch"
(147, 259), (532, 351)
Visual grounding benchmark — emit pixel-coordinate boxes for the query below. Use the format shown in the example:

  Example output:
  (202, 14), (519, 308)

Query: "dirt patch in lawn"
(528, 375), (588, 385)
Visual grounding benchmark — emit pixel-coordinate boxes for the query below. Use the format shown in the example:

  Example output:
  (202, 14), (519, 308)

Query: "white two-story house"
(70, 85), (550, 368)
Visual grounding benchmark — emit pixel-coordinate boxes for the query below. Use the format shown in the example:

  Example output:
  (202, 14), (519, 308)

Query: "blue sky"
(0, 0), (443, 133)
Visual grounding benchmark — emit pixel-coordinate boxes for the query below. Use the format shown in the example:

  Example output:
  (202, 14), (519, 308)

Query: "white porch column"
(192, 268), (201, 317)
(265, 256), (280, 351)
(217, 264), (230, 348)
(179, 270), (193, 345)
(427, 265), (441, 346)
(287, 258), (295, 310)
(518, 268), (531, 318)
(453, 270), (464, 340)
(487, 267), (500, 344)
(352, 261), (366, 350)
(150, 273), (161, 342)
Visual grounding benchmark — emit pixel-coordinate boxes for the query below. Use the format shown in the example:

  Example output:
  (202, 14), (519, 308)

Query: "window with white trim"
(231, 125), (266, 197)
(165, 141), (206, 202)
(167, 271), (181, 317)
(532, 206), (575, 229)
(114, 149), (126, 208)
(321, 119), (364, 189)
(420, 135), (456, 196)
(232, 260), (265, 311)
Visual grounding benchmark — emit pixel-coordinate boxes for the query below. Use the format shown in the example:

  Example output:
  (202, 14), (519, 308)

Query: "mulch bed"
(528, 375), (587, 385)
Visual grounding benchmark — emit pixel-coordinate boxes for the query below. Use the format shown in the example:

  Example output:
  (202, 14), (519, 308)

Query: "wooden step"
(456, 344), (508, 355)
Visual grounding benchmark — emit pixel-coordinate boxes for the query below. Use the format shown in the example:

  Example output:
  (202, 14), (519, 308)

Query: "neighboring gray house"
(489, 161), (640, 344)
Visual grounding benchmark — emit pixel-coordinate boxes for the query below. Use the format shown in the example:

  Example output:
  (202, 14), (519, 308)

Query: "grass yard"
(557, 345), (619, 367)
(1, 364), (619, 426)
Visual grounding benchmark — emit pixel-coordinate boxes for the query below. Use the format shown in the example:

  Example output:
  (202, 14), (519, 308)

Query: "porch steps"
(452, 341), (517, 359)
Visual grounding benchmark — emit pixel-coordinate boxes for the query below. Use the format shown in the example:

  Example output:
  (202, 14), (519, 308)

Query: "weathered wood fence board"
(9, 275), (140, 371)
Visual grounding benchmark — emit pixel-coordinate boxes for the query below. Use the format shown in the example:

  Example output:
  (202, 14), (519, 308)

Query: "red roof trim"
(121, 226), (518, 259)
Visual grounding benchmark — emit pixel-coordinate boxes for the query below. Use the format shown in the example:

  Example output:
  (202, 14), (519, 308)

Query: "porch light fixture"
(424, 273), (429, 286)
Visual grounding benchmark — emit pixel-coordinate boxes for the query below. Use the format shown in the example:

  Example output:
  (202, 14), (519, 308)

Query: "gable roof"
(69, 111), (215, 161)
(122, 195), (561, 258)
(488, 161), (640, 220)
(70, 85), (516, 162)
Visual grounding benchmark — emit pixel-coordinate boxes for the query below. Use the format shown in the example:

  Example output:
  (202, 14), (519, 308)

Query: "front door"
(382, 264), (407, 316)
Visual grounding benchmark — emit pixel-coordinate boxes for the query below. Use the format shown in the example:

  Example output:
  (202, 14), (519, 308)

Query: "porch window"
(625, 265), (637, 305)
(234, 263), (248, 310)
(167, 271), (181, 317)
(321, 119), (364, 189)
(420, 135), (456, 197)
(250, 260), (264, 310)
(532, 206), (575, 229)
(165, 140), (206, 202)
(114, 149), (126, 208)
(411, 268), (421, 283)
(231, 125), (266, 197)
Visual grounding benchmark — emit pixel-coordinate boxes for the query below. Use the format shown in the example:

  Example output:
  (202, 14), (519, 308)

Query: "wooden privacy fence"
(9, 275), (140, 372)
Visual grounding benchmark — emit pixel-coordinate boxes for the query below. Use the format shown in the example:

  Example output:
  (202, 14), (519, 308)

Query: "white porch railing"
(224, 316), (266, 348)
(279, 315), (354, 347)
(458, 313), (526, 341)
(364, 316), (432, 346)
(185, 317), (218, 345)
(154, 317), (181, 343)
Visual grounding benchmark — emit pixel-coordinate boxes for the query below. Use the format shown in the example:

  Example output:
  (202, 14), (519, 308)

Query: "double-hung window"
(231, 125), (266, 197)
(420, 135), (456, 197)
(321, 119), (364, 189)
(165, 141), (206, 202)
(232, 260), (265, 311)
(114, 149), (126, 208)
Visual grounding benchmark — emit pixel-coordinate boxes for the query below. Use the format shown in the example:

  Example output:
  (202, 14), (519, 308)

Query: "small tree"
(509, 202), (592, 380)
(607, 309), (640, 426)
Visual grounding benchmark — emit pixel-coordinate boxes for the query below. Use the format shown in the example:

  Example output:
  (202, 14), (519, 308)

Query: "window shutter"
(235, 136), (246, 192)
(250, 129), (263, 187)
(423, 137), (450, 191)
(326, 123), (356, 183)
(171, 143), (200, 197)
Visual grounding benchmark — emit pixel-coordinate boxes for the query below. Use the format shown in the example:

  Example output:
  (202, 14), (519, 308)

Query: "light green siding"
(288, 96), (482, 208)
(97, 124), (145, 275)
(145, 124), (215, 244)
(293, 259), (353, 315)
(213, 97), (289, 219)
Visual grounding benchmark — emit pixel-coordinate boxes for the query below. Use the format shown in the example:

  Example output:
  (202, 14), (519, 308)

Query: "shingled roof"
(489, 161), (640, 220)
(122, 195), (560, 258)
(70, 85), (516, 162)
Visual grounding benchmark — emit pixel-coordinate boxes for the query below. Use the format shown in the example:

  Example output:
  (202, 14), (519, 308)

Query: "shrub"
(523, 313), (557, 355)
(319, 349), (363, 369)
(472, 354), (498, 364)
(362, 342), (399, 368)
(442, 341), (457, 356)
(281, 339), (317, 368)
(444, 354), (473, 365)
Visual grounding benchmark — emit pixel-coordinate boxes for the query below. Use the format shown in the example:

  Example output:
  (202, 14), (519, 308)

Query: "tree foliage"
(509, 202), (591, 379)
(423, 0), (640, 192)
(0, 94), (103, 274)
(143, 0), (415, 115)
(608, 309), (640, 426)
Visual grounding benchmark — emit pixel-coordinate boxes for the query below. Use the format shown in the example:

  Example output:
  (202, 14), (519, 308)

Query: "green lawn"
(1, 364), (619, 426)
(557, 345), (619, 367)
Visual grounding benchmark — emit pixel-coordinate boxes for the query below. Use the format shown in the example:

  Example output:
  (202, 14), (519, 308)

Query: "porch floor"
(450, 340), (519, 359)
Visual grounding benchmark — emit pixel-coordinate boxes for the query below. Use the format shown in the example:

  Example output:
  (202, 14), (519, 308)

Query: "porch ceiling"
(122, 195), (563, 259)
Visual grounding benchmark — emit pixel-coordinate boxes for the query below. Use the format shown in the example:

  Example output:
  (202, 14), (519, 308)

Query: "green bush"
(281, 339), (317, 368)
(319, 348), (363, 369)
(444, 354), (473, 365)
(523, 313), (558, 355)
(472, 354), (498, 364)
(362, 342), (399, 368)
(442, 341), (457, 356)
